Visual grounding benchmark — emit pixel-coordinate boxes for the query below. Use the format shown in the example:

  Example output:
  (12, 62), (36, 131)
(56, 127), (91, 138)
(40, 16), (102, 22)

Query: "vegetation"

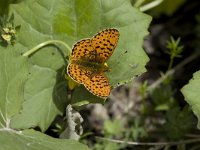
(0, 0), (200, 150)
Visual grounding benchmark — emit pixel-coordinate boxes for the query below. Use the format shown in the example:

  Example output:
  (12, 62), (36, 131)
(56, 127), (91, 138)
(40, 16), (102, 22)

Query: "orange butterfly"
(67, 29), (119, 99)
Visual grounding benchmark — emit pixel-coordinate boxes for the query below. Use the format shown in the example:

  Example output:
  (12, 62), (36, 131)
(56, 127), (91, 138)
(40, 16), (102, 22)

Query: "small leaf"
(151, 85), (175, 111)
(60, 105), (83, 140)
(65, 75), (79, 90)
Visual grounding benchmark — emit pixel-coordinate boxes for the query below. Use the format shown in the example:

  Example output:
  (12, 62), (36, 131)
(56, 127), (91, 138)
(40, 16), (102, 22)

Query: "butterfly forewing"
(91, 28), (119, 63)
(70, 39), (94, 60)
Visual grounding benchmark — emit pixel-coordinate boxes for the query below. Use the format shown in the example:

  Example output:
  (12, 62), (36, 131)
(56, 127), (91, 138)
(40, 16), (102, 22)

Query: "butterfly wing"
(70, 29), (119, 63)
(67, 64), (92, 84)
(67, 39), (97, 83)
(67, 64), (110, 98)
(84, 72), (110, 98)
(70, 39), (94, 60)
(91, 28), (119, 63)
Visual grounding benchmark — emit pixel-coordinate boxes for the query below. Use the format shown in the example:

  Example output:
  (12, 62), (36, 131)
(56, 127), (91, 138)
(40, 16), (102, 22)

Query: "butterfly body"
(70, 59), (109, 72)
(67, 28), (119, 99)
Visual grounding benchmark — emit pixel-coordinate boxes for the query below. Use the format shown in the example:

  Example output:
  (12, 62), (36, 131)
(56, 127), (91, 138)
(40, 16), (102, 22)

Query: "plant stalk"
(22, 40), (71, 57)
(148, 52), (200, 94)
(167, 56), (174, 71)
(139, 0), (163, 12)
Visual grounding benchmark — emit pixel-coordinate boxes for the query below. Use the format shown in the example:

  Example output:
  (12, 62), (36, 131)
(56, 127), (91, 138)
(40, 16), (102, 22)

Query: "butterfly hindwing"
(67, 64), (110, 98)
(67, 64), (92, 84)
(84, 72), (110, 98)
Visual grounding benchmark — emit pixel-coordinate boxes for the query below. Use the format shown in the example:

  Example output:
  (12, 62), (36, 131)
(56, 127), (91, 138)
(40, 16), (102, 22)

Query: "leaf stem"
(95, 136), (200, 146)
(167, 56), (174, 70)
(139, 0), (163, 12)
(22, 40), (71, 57)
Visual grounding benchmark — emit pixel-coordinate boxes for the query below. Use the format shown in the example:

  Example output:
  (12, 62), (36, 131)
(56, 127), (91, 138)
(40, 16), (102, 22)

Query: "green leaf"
(0, 45), (29, 128)
(53, 0), (151, 87)
(150, 85), (175, 111)
(100, 0), (151, 86)
(181, 71), (200, 129)
(128, 117), (147, 140)
(164, 107), (193, 140)
(4, 0), (151, 127)
(0, 129), (90, 150)
(5, 0), (71, 131)
(104, 119), (123, 136)
(65, 0), (151, 102)
(10, 65), (67, 132)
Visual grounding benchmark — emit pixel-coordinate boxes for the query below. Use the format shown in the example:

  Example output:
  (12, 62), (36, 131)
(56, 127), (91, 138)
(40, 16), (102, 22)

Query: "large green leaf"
(0, 129), (89, 150)
(10, 65), (67, 132)
(12, 0), (151, 86)
(53, 0), (151, 86)
(181, 71), (200, 128)
(65, 0), (152, 102)
(0, 45), (29, 128)
(7, 0), (70, 131)
(4, 0), (151, 131)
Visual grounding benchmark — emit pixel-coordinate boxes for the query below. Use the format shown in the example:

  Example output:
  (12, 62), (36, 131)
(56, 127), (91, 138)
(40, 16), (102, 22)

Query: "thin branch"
(95, 136), (200, 146)
(185, 134), (200, 138)
(147, 52), (200, 93)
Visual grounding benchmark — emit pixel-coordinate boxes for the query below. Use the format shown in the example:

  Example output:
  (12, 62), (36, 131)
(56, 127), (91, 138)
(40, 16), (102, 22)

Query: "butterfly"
(67, 28), (119, 99)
